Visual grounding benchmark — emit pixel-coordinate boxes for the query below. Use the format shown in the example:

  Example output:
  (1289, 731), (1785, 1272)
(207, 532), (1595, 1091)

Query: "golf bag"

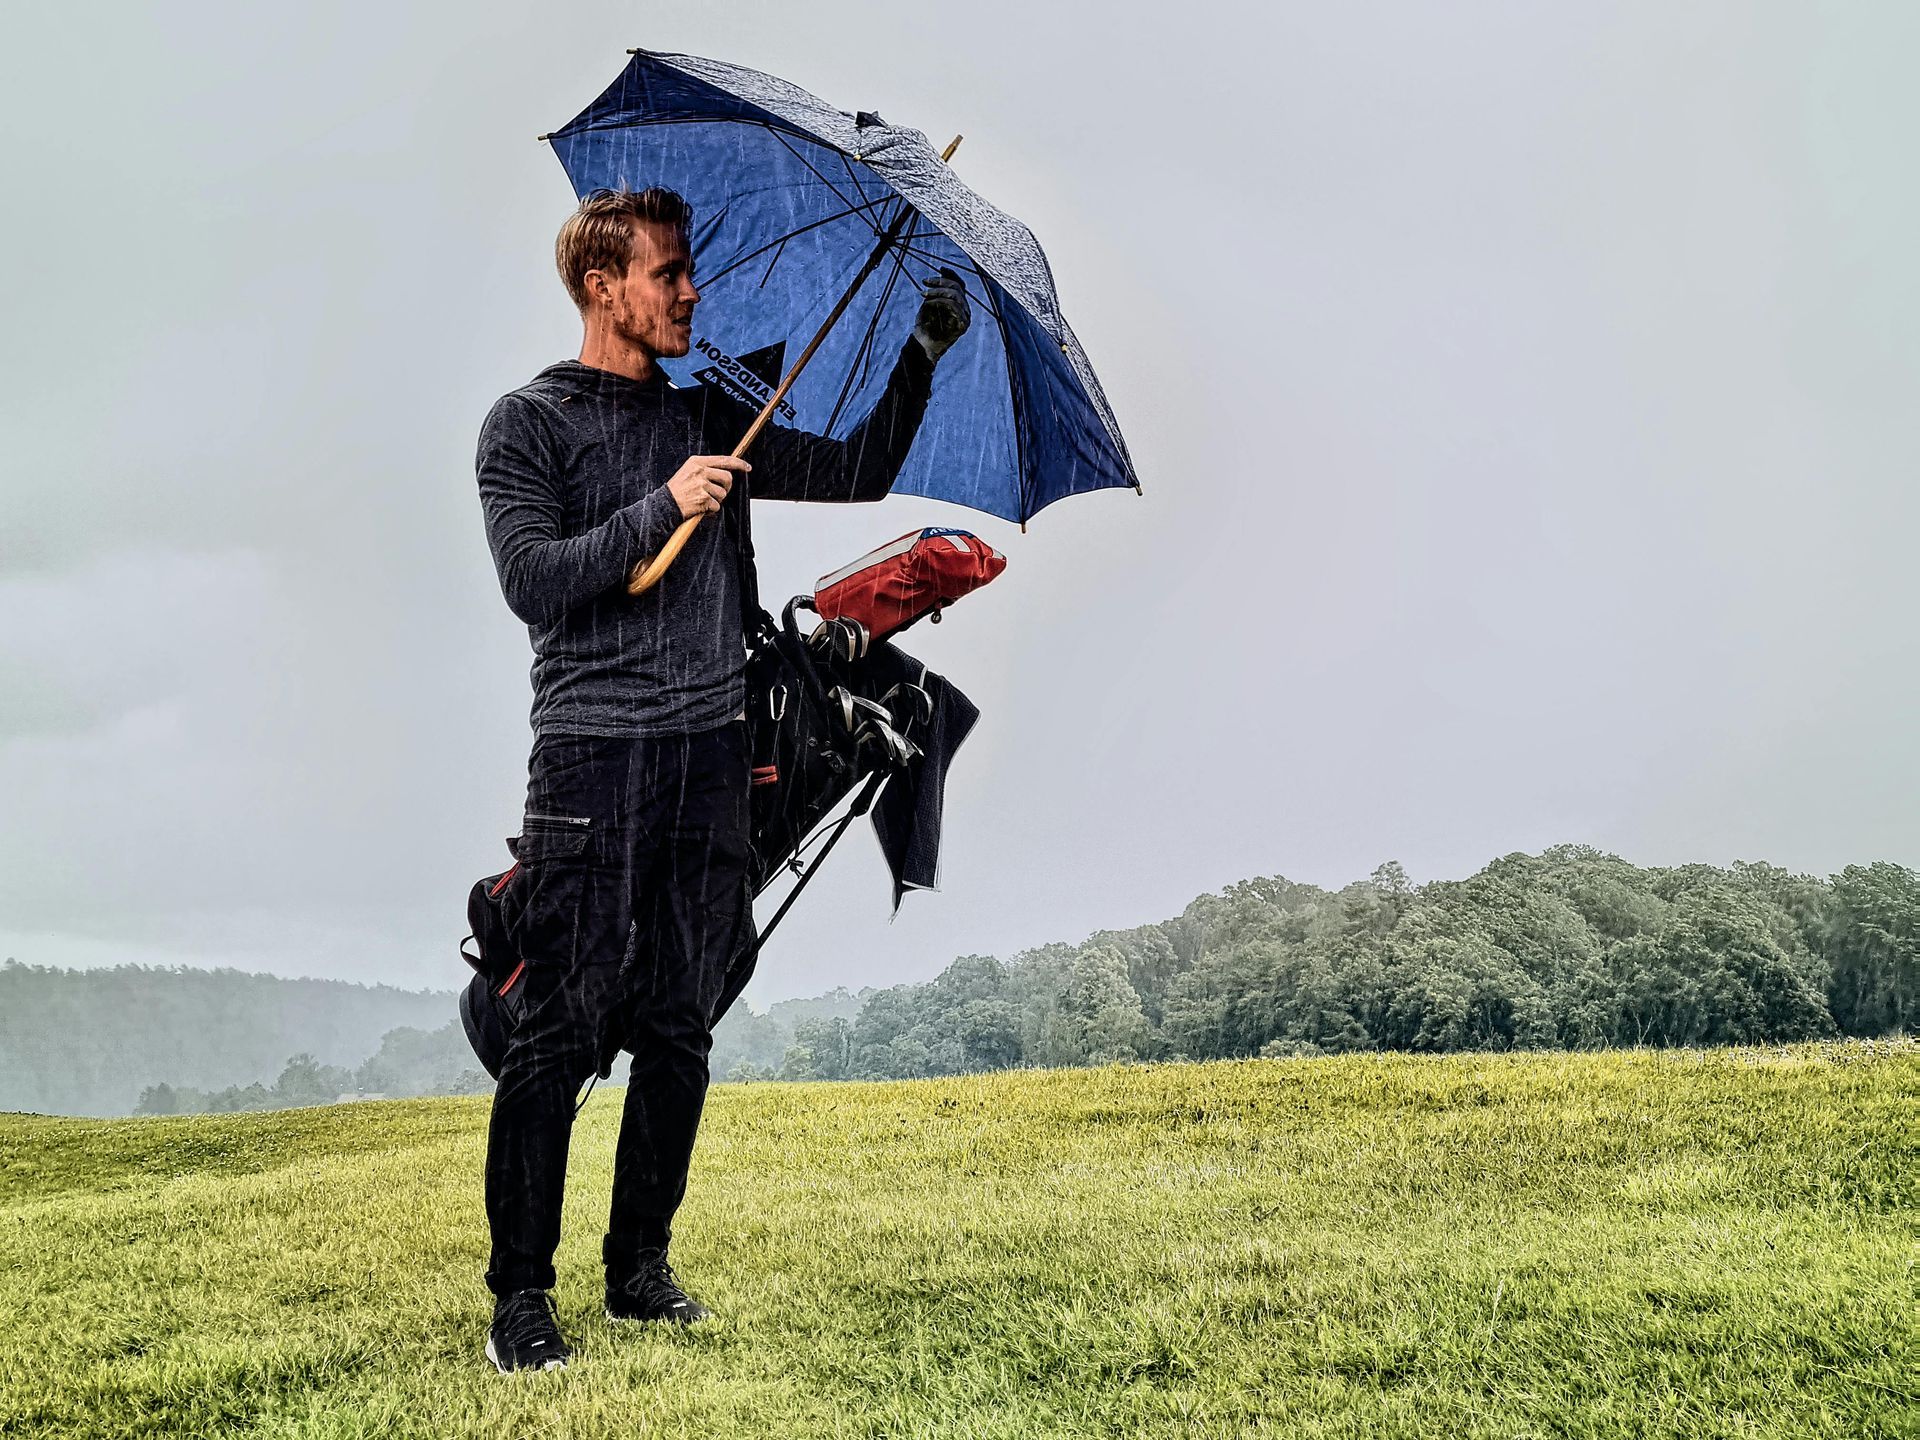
(459, 533), (995, 1082)
(457, 856), (528, 1080)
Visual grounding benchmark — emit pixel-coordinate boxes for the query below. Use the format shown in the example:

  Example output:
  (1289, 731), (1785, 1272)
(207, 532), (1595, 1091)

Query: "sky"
(2, 1), (1916, 1006)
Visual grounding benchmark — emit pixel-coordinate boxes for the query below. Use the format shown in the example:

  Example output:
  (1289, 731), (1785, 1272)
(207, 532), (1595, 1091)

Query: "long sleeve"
(475, 394), (681, 625)
(736, 338), (936, 503)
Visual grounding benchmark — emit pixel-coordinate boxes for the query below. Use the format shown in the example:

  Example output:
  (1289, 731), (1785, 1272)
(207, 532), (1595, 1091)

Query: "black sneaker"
(486, 1288), (571, 1373)
(605, 1251), (712, 1324)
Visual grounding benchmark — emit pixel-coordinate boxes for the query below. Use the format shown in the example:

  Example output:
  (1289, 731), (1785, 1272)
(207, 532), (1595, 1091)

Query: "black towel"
(861, 642), (981, 913)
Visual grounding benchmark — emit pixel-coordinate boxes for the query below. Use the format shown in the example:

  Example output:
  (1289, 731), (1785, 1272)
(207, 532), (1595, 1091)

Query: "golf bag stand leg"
(711, 768), (889, 1021)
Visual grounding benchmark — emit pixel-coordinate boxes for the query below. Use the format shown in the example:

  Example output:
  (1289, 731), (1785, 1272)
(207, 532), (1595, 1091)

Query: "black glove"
(913, 267), (972, 361)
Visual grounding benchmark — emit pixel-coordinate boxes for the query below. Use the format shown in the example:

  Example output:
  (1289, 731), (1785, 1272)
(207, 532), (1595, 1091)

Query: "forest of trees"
(129, 990), (874, 1115)
(0, 962), (451, 1116)
(9, 848), (1915, 1115)
(759, 849), (1916, 1081)
(134, 1021), (489, 1115)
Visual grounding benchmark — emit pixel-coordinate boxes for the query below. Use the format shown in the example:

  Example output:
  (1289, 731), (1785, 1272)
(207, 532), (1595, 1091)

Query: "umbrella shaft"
(731, 192), (928, 459)
(628, 134), (963, 595)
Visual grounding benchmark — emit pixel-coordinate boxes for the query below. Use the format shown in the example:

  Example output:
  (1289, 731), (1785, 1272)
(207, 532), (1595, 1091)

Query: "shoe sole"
(604, 1305), (707, 1325)
(485, 1335), (568, 1373)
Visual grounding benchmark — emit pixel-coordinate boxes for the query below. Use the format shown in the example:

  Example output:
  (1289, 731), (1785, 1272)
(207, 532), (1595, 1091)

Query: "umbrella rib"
(757, 233), (790, 289)
(837, 149), (877, 212)
(695, 199), (892, 291)
(853, 237), (915, 390)
(559, 113), (870, 220)
(765, 125), (880, 233)
(889, 243), (997, 315)
(827, 234), (916, 432)
(982, 271), (1032, 525)
(821, 232), (916, 435)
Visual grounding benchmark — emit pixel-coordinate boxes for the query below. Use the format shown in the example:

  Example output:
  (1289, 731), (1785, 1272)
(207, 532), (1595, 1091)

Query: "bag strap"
(726, 468), (777, 649)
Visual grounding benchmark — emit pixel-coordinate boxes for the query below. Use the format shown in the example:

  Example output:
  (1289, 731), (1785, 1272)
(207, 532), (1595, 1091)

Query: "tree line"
(0, 962), (451, 1116)
(16, 847), (1915, 1114)
(764, 849), (1916, 1081)
(129, 990), (870, 1116)
(135, 1021), (489, 1115)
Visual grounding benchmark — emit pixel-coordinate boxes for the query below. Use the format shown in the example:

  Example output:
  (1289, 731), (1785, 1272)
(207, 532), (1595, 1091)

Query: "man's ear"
(583, 268), (613, 309)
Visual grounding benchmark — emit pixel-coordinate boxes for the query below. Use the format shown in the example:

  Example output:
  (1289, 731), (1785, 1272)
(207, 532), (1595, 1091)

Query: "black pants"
(483, 721), (753, 1297)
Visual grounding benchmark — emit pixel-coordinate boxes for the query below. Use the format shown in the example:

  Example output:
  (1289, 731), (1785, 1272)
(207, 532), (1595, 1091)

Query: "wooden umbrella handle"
(625, 134), (963, 597)
(626, 506), (706, 595)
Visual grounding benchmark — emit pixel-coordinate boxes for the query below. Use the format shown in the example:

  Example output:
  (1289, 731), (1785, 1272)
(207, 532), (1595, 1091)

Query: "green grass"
(1, 1046), (1914, 1439)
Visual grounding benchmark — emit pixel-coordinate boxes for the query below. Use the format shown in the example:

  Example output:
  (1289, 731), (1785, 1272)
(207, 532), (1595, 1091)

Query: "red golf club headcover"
(813, 527), (1006, 641)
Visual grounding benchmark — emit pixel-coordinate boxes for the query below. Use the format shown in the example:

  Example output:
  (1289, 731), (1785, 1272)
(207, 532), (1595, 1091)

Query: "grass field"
(1, 1045), (1914, 1439)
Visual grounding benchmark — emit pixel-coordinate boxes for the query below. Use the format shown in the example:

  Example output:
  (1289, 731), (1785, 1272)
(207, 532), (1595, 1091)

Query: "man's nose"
(683, 278), (701, 305)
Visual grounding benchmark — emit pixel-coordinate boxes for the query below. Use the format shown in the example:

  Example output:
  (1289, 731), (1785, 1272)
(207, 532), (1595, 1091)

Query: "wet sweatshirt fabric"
(477, 339), (934, 737)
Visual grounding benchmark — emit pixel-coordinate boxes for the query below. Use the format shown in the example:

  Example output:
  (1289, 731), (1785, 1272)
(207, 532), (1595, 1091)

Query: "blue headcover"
(547, 50), (1139, 525)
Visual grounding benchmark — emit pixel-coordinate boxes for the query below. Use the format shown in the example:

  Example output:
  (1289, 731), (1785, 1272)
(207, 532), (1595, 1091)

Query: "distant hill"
(10, 843), (1915, 1114)
(0, 962), (455, 1116)
(0, 958), (869, 1117)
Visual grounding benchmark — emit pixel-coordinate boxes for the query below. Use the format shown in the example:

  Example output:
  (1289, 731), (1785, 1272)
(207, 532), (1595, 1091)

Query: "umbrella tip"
(536, 133), (552, 143)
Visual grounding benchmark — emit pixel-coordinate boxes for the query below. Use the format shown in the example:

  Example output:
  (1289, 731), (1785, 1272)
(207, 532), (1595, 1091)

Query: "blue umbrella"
(544, 49), (1140, 590)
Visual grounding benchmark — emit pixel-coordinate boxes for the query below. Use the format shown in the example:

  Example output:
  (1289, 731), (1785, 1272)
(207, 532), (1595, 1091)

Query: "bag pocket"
(458, 815), (598, 1074)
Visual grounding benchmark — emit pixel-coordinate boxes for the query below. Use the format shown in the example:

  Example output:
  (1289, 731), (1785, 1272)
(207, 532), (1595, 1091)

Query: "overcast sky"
(3, 1), (1916, 1005)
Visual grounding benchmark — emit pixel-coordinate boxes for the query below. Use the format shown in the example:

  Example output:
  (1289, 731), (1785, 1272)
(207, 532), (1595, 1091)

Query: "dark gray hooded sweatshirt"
(476, 339), (933, 737)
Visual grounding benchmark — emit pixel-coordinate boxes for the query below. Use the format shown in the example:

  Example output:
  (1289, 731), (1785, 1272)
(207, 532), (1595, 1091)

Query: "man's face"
(594, 218), (700, 359)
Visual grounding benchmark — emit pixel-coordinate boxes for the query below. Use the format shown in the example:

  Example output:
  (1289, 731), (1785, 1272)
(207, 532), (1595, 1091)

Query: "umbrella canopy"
(545, 49), (1139, 527)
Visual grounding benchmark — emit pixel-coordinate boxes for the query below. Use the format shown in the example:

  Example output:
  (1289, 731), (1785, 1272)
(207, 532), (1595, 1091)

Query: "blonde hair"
(555, 187), (693, 310)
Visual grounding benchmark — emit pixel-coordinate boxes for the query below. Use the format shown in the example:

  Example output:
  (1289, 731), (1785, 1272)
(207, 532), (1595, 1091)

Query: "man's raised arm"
(743, 270), (973, 504)
(744, 339), (934, 503)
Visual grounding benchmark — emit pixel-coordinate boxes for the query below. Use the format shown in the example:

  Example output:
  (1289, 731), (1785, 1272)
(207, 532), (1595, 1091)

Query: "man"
(474, 187), (969, 1373)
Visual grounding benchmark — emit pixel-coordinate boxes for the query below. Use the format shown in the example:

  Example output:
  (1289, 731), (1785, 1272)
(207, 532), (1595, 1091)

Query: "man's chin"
(660, 328), (694, 359)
